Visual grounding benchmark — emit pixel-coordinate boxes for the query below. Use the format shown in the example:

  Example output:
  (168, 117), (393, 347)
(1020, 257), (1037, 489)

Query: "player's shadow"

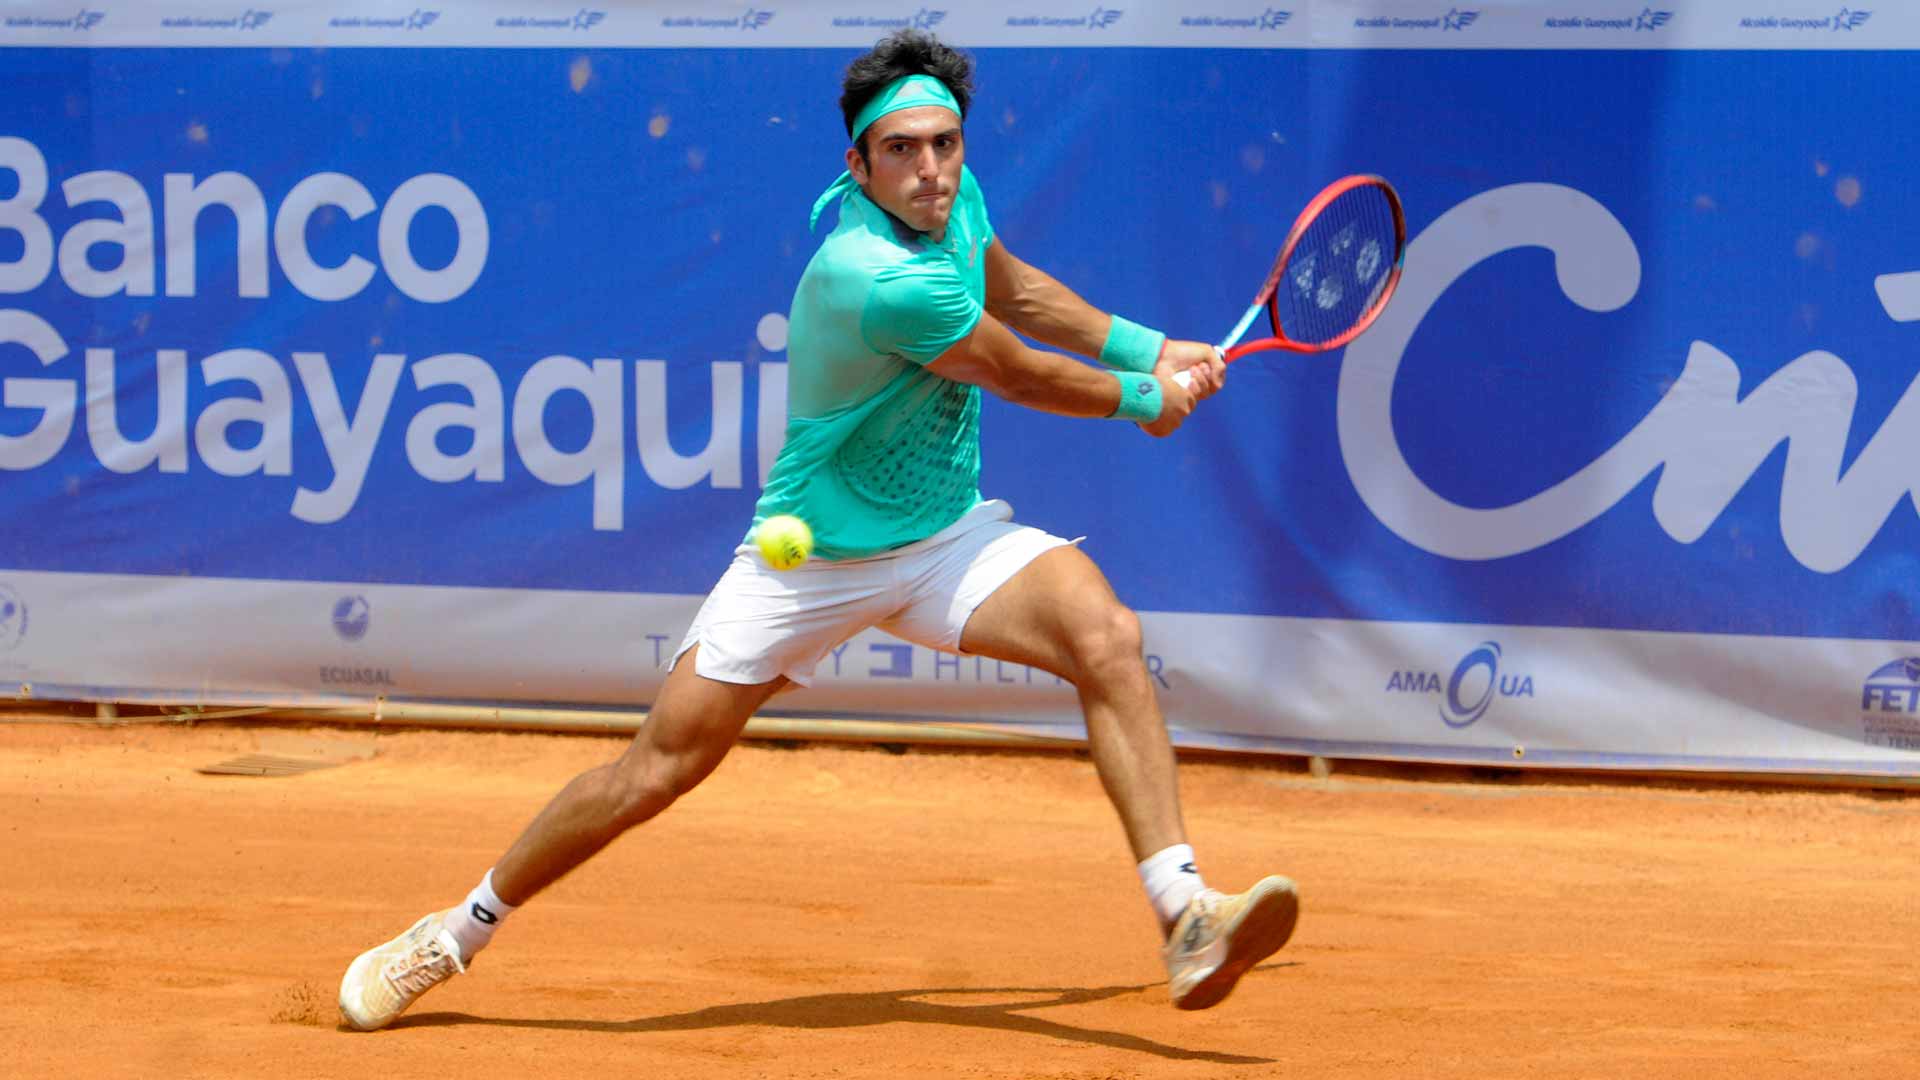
(394, 965), (1298, 1065)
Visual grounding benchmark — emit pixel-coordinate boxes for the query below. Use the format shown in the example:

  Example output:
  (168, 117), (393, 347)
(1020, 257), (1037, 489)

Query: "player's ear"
(845, 145), (869, 185)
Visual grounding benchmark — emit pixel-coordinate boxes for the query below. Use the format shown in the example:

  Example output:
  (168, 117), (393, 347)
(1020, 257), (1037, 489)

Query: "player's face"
(848, 106), (965, 240)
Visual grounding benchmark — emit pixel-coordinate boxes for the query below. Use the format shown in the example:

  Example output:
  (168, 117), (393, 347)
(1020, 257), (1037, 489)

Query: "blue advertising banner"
(3, 1), (1918, 773)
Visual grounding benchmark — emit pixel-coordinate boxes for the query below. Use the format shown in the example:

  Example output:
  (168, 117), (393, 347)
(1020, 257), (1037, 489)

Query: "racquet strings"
(1272, 183), (1398, 347)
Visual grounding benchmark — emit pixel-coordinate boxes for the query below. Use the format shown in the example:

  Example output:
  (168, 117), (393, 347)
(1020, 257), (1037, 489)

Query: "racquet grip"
(1170, 346), (1226, 391)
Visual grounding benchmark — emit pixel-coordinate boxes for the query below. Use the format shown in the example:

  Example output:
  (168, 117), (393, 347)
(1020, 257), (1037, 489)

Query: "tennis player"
(340, 29), (1297, 1031)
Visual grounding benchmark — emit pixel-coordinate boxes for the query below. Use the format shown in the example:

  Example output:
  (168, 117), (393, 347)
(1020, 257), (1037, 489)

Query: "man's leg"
(338, 645), (785, 1031)
(956, 545), (1184, 863)
(955, 544), (1297, 1010)
(488, 648), (789, 905)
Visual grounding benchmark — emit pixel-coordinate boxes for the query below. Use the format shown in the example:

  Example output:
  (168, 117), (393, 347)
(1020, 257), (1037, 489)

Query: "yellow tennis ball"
(756, 514), (814, 570)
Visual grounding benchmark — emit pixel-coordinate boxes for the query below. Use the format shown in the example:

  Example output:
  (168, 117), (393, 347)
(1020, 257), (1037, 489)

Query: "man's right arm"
(926, 309), (1195, 437)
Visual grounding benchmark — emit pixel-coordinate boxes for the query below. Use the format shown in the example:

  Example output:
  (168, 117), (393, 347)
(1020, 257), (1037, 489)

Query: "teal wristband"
(1107, 370), (1163, 423)
(1099, 315), (1167, 373)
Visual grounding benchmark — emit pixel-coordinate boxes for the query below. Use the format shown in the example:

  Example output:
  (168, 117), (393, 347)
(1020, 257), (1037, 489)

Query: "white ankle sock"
(444, 869), (517, 963)
(1138, 844), (1206, 930)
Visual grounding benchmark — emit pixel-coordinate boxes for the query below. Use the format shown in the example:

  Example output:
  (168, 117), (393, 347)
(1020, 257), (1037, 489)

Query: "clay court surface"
(2, 721), (1915, 1078)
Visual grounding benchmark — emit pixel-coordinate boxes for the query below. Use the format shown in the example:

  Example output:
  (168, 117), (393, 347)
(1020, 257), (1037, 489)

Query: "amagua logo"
(1384, 641), (1535, 728)
(332, 596), (371, 642)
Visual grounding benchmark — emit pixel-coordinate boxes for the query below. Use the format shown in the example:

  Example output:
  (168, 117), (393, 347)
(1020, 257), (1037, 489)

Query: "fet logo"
(572, 8), (605, 29)
(1260, 8), (1292, 28)
(741, 6), (774, 29)
(1442, 7), (1479, 30)
(332, 596), (371, 642)
(1635, 8), (1672, 30)
(911, 7), (945, 29)
(405, 8), (439, 29)
(1861, 658), (1920, 714)
(1088, 6), (1123, 29)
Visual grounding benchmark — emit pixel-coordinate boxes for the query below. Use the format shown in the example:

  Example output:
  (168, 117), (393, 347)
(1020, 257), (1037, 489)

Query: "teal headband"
(811, 74), (963, 231)
(849, 73), (962, 141)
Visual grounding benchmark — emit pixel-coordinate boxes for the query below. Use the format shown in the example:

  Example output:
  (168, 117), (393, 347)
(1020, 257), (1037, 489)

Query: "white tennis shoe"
(1162, 876), (1299, 1010)
(338, 909), (466, 1031)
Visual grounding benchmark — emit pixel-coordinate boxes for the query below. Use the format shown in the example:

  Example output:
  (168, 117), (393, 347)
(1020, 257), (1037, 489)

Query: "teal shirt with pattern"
(749, 166), (995, 560)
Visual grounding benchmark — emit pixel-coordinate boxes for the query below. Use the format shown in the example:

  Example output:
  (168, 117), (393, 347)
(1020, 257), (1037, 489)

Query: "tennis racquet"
(1175, 174), (1405, 389)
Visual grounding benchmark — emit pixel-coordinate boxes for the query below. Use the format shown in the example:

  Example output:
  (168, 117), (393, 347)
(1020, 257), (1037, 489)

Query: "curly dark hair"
(839, 30), (974, 162)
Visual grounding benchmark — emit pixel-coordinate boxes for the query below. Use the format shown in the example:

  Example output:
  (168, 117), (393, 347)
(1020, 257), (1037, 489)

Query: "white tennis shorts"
(673, 500), (1077, 686)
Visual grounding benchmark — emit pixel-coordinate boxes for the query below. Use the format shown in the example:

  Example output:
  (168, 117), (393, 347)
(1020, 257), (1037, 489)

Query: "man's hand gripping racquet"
(1174, 175), (1406, 389)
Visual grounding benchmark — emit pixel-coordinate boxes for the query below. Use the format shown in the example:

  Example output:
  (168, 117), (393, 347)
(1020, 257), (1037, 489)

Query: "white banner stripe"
(1, 1), (1915, 50)
(3, 568), (1917, 775)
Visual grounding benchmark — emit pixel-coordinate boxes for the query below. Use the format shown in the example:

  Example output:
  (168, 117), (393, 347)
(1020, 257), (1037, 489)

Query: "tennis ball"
(756, 514), (814, 571)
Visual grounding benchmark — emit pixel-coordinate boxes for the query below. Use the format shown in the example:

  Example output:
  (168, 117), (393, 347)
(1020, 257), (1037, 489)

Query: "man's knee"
(1066, 602), (1145, 683)
(605, 741), (724, 826)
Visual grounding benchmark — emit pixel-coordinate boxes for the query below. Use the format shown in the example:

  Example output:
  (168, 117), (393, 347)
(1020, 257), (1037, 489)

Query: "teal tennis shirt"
(749, 166), (995, 560)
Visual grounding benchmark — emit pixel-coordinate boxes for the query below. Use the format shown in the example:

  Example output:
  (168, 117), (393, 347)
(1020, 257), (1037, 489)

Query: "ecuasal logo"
(1384, 641), (1535, 728)
(0, 585), (26, 652)
(332, 596), (371, 642)
(1861, 657), (1920, 714)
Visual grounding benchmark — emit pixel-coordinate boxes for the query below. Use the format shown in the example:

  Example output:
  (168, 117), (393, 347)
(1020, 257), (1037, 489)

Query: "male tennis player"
(340, 30), (1297, 1031)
